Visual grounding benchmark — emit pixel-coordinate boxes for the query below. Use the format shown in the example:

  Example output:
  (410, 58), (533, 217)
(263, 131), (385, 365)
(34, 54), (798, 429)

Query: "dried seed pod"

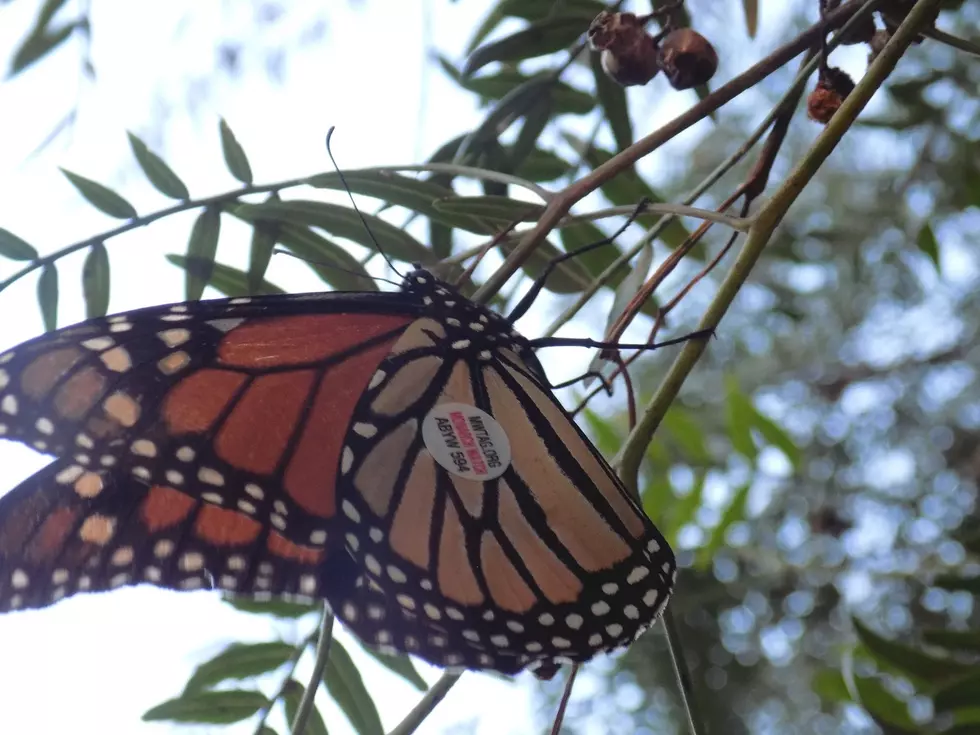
(867, 29), (890, 63)
(807, 66), (855, 124)
(587, 10), (645, 52)
(839, 12), (877, 45)
(658, 28), (718, 90)
(588, 10), (660, 87)
(600, 35), (660, 87)
(881, 2), (940, 44)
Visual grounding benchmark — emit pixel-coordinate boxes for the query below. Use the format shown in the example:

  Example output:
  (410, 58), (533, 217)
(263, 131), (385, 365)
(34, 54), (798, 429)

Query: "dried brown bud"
(881, 2), (940, 44)
(839, 13), (876, 45)
(587, 10), (644, 52)
(600, 36), (660, 87)
(807, 66), (855, 124)
(657, 28), (718, 90)
(588, 10), (660, 87)
(867, 29), (891, 63)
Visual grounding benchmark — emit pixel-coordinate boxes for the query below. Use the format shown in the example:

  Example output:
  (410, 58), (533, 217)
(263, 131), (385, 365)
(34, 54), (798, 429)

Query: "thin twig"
(662, 610), (706, 735)
(550, 664), (580, 735)
(251, 628), (319, 735)
(613, 0), (942, 492)
(387, 672), (461, 735)
(289, 610), (335, 735)
(471, 0), (881, 305)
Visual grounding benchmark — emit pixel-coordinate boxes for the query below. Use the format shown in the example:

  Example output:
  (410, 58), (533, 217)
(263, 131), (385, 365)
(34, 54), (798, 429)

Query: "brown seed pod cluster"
(588, 11), (660, 87)
(809, 4), (942, 124)
(807, 66), (855, 124)
(587, 10), (717, 90)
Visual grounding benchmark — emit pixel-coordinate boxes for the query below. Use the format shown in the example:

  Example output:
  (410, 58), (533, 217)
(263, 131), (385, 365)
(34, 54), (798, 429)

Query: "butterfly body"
(0, 268), (675, 676)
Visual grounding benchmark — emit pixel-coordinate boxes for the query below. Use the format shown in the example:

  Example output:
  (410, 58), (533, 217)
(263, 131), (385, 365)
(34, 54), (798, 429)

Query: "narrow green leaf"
(853, 618), (972, 690)
(662, 407), (711, 464)
(602, 240), (652, 338)
(81, 242), (110, 318)
(511, 92), (552, 169)
(184, 641), (296, 693)
(659, 471), (705, 546)
(516, 148), (570, 182)
(935, 670), (980, 713)
(581, 408), (625, 458)
(324, 640), (384, 735)
(234, 200), (431, 264)
(274, 225), (377, 292)
(168, 256), (285, 298)
(640, 474), (675, 528)
(462, 17), (585, 78)
(143, 690), (269, 724)
(460, 70), (594, 115)
(9, 21), (78, 77)
(852, 674), (919, 732)
(0, 228), (39, 260)
(360, 646), (428, 692)
(922, 629), (980, 653)
(556, 220), (625, 285)
(433, 196), (544, 223)
(219, 118), (253, 185)
(725, 377), (758, 460)
(497, 235), (591, 294)
(695, 483), (750, 570)
(282, 680), (329, 735)
(457, 78), (550, 164)
(590, 51), (633, 152)
(564, 137), (692, 249)
(34, 0), (71, 30)
(222, 595), (319, 619)
(184, 206), (221, 301)
(742, 0), (759, 38)
(949, 707), (980, 730)
(812, 669), (853, 704)
(127, 132), (189, 200)
(916, 223), (941, 271)
(248, 224), (278, 295)
(37, 263), (58, 332)
(429, 218), (453, 259)
(308, 170), (481, 231)
(464, 0), (601, 55)
(257, 727), (280, 735)
(60, 169), (137, 219)
(745, 404), (801, 468)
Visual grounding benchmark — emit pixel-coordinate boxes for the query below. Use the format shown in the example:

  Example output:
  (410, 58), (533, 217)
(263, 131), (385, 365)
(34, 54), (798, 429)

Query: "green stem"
(613, 0), (942, 489)
(387, 672), (461, 735)
(290, 610), (335, 735)
(251, 627), (318, 735)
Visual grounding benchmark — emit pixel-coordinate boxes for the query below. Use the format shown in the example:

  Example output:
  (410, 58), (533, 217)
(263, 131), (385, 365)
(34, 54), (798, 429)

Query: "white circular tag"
(421, 403), (511, 481)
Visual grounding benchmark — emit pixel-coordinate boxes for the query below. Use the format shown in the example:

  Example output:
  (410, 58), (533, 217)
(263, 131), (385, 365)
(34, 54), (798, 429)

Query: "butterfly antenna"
(324, 126), (403, 277)
(272, 247), (401, 288)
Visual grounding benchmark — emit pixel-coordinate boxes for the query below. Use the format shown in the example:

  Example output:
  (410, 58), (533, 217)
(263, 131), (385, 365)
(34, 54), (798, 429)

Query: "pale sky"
(0, 1), (818, 733)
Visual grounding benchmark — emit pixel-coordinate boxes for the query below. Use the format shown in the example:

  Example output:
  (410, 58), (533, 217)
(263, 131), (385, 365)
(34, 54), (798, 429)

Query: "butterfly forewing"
(0, 295), (418, 560)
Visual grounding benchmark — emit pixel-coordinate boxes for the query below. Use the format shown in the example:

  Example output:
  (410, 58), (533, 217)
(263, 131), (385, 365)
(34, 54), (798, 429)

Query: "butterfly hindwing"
(0, 458), (342, 612)
(328, 276), (675, 674)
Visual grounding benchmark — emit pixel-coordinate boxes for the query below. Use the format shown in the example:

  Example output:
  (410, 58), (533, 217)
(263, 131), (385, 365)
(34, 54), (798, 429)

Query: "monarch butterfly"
(0, 265), (676, 678)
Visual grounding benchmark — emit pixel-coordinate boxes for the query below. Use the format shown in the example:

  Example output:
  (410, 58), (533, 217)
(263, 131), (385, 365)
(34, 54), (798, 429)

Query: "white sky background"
(0, 1), (877, 733)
